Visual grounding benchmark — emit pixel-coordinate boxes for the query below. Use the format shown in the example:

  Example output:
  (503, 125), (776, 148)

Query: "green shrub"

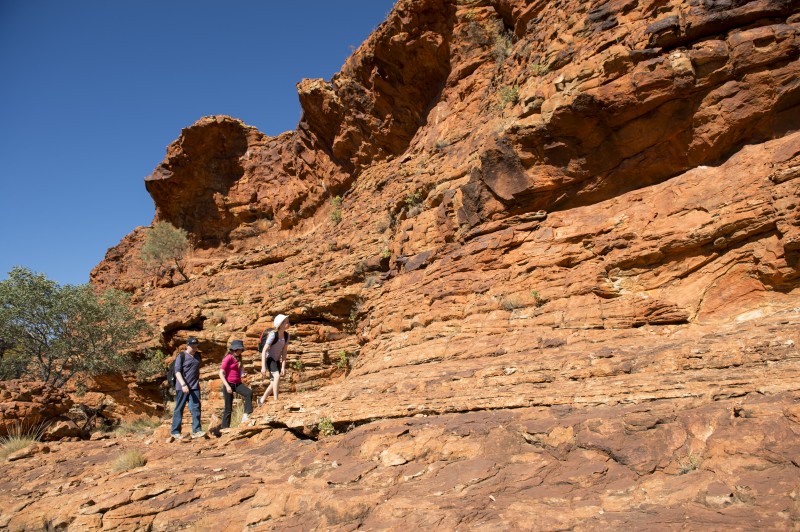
(135, 349), (165, 382)
(318, 417), (336, 437)
(140, 221), (190, 282)
(330, 196), (343, 224)
(0, 267), (151, 388)
(290, 359), (305, 372)
(498, 85), (520, 106)
(112, 449), (147, 472)
(336, 350), (349, 370)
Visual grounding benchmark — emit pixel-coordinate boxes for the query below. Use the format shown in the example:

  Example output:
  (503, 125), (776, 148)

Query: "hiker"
(171, 336), (204, 439)
(219, 339), (253, 428)
(258, 314), (290, 404)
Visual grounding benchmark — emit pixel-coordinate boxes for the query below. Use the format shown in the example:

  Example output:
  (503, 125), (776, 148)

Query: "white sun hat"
(273, 314), (289, 329)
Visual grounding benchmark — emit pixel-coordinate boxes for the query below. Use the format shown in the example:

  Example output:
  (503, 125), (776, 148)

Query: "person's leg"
(236, 383), (253, 415)
(187, 388), (202, 434)
(260, 359), (277, 403)
(171, 388), (188, 436)
(221, 383), (233, 429)
(270, 371), (281, 400)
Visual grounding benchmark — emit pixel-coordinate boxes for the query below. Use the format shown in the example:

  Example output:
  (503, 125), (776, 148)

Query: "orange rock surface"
(4, 0), (800, 528)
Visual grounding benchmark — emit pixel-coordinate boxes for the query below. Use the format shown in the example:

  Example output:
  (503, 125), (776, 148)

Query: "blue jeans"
(171, 388), (202, 435)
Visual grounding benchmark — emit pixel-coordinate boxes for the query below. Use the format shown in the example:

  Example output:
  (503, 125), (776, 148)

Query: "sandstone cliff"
(4, 0), (800, 529)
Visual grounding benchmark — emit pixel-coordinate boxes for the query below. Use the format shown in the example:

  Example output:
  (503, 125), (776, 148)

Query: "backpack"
(257, 329), (290, 354)
(167, 352), (186, 388)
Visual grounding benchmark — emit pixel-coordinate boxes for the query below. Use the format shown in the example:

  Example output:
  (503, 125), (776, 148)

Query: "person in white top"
(258, 314), (290, 404)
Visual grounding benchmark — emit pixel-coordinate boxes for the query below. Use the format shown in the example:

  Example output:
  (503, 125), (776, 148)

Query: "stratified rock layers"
(4, 0), (798, 529)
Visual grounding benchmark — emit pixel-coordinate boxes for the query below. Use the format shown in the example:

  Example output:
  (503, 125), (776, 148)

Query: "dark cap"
(187, 337), (199, 346)
(230, 339), (245, 351)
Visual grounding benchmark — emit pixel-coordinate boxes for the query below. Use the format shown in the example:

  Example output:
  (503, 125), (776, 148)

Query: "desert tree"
(0, 267), (151, 388)
(140, 221), (190, 282)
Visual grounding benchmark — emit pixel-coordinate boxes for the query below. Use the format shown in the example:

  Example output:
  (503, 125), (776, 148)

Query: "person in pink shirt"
(219, 339), (253, 429)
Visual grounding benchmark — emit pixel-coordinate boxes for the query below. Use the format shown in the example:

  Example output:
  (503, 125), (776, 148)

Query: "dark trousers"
(221, 382), (253, 429)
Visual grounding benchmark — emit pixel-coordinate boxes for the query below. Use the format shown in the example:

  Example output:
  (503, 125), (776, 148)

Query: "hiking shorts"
(267, 358), (280, 374)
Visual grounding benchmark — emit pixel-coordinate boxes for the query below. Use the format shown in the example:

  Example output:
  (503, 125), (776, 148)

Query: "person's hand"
(280, 369), (285, 377)
(225, 385), (232, 394)
(260, 369), (266, 375)
(181, 384), (189, 393)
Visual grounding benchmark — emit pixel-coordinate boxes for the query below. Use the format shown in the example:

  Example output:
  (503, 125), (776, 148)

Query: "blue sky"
(0, 1), (396, 286)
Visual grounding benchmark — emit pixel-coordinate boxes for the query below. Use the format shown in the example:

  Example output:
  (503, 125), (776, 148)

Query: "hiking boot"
(191, 431), (206, 439)
(241, 413), (250, 424)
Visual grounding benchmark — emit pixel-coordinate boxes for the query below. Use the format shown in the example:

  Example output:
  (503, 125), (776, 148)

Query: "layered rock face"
(6, 0), (799, 528)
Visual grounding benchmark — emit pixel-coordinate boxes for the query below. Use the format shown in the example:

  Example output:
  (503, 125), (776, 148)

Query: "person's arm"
(176, 354), (188, 392)
(220, 356), (232, 393)
(261, 332), (275, 374)
(280, 336), (288, 376)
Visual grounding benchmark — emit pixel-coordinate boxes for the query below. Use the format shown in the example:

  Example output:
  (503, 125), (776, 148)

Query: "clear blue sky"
(0, 1), (396, 286)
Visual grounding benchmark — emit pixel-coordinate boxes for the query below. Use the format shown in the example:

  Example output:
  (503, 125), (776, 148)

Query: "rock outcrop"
(4, 0), (799, 528)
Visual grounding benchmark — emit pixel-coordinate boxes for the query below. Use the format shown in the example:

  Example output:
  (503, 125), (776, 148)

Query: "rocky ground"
(2, 0), (799, 529)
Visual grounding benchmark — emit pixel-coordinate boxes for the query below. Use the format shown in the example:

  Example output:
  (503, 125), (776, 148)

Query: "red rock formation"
(5, 0), (796, 528)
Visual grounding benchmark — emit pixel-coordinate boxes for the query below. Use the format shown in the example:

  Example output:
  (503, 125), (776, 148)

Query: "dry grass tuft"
(112, 449), (147, 472)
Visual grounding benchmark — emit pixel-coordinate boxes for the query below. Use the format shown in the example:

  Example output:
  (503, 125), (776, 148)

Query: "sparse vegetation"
(491, 21), (514, 63)
(230, 401), (245, 426)
(405, 191), (423, 207)
(115, 416), (161, 435)
(381, 248), (391, 259)
(112, 449), (147, 472)
(499, 295), (524, 311)
(330, 196), (343, 224)
(530, 62), (549, 76)
(135, 349), (166, 382)
(140, 221), (190, 282)
(0, 421), (47, 460)
(530, 290), (546, 307)
(336, 350), (349, 370)
(0, 267), (151, 388)
(318, 417), (336, 437)
(678, 453), (702, 474)
(290, 358), (305, 373)
(498, 85), (520, 106)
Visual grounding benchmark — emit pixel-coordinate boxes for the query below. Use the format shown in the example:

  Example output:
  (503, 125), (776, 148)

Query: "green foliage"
(404, 191), (422, 207)
(530, 62), (549, 76)
(530, 290), (546, 307)
(492, 22), (514, 63)
(678, 453), (702, 474)
(318, 417), (336, 437)
(330, 196), (343, 224)
(0, 267), (151, 388)
(498, 85), (520, 106)
(112, 449), (147, 472)
(135, 349), (165, 382)
(380, 248), (392, 259)
(140, 221), (190, 282)
(290, 358), (305, 372)
(336, 350), (349, 370)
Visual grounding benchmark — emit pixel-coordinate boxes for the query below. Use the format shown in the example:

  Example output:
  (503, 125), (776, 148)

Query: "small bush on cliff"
(140, 221), (190, 282)
(330, 196), (343, 224)
(0, 267), (151, 388)
(318, 417), (336, 437)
